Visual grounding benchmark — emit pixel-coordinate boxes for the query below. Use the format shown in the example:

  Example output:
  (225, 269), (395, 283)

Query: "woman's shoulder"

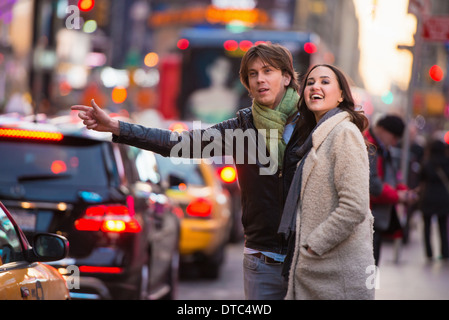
(328, 116), (366, 148)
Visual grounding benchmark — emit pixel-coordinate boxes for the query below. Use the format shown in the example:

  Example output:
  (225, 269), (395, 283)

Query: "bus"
(158, 27), (321, 123)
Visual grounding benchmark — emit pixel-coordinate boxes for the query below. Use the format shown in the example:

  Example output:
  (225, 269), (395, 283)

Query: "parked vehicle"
(154, 153), (232, 279)
(0, 200), (70, 300)
(0, 114), (180, 300)
(165, 120), (243, 243)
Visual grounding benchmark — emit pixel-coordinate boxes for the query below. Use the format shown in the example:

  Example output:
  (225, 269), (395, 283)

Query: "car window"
(0, 206), (23, 266)
(0, 141), (109, 187)
(155, 155), (205, 186)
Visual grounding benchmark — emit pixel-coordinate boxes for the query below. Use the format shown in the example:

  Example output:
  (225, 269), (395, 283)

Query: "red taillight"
(186, 198), (212, 218)
(79, 266), (123, 274)
(218, 166), (237, 184)
(74, 218), (102, 231)
(0, 128), (63, 141)
(75, 201), (141, 233)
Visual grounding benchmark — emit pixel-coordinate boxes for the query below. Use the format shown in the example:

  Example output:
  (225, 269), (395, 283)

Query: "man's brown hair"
(239, 42), (300, 92)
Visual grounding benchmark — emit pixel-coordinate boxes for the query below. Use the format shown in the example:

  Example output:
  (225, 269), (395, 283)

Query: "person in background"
(365, 114), (417, 266)
(418, 139), (449, 261)
(72, 42), (304, 300)
(279, 64), (375, 300)
(401, 123), (425, 244)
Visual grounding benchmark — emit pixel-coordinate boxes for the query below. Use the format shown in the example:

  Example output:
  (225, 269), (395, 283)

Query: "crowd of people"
(71, 42), (449, 300)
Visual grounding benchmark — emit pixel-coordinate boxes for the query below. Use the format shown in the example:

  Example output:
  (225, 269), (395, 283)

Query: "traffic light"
(429, 65), (444, 82)
(78, 0), (95, 12)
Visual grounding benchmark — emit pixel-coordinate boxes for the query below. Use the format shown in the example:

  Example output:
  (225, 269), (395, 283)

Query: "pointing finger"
(71, 105), (92, 112)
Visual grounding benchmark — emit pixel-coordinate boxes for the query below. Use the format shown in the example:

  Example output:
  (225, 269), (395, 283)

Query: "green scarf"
(252, 87), (299, 169)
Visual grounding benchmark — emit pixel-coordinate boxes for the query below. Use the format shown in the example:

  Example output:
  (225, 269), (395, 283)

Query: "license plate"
(9, 209), (36, 232)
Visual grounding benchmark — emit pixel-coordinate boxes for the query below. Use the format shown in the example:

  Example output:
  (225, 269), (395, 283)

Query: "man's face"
(247, 57), (291, 110)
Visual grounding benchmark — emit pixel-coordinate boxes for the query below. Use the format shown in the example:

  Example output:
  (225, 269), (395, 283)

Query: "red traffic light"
(304, 42), (317, 54)
(78, 0), (95, 12)
(429, 65), (444, 82)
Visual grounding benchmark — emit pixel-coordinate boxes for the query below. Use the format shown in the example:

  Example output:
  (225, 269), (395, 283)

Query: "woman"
(279, 64), (375, 299)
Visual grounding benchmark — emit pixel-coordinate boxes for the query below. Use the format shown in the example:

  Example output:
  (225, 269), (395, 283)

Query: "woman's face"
(304, 66), (343, 122)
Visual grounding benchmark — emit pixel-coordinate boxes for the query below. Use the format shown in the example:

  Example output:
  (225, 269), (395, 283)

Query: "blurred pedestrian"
(401, 123), (425, 244)
(365, 114), (417, 266)
(278, 64), (375, 300)
(72, 42), (303, 300)
(418, 139), (449, 261)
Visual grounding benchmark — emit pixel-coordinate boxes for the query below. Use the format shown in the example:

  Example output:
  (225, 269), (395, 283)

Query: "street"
(178, 214), (449, 300)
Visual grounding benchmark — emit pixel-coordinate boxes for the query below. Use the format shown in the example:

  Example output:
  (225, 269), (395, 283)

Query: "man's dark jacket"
(112, 107), (301, 254)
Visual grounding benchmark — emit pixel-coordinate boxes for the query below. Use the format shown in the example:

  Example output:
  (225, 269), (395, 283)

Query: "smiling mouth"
(310, 94), (323, 100)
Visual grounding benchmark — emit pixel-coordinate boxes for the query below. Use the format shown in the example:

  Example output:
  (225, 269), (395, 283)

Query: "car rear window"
(155, 155), (205, 186)
(0, 140), (110, 187)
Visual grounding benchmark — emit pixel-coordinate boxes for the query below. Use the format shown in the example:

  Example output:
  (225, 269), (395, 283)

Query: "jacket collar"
(311, 111), (351, 150)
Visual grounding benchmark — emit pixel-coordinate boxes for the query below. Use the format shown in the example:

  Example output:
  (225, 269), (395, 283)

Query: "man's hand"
(71, 99), (120, 136)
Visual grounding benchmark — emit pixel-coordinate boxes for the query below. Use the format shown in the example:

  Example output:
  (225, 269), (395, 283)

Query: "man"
(72, 43), (302, 299)
(364, 114), (417, 266)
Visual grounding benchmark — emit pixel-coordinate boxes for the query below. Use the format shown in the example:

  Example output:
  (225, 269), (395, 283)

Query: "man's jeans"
(243, 253), (288, 300)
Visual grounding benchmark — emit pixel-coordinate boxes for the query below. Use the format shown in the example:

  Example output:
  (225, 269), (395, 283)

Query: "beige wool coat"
(285, 111), (375, 300)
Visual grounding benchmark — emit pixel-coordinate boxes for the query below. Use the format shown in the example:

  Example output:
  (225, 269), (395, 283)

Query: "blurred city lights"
(224, 39), (238, 51)
(239, 40), (252, 52)
(78, 0), (95, 12)
(51, 160), (67, 174)
(177, 39), (189, 50)
(144, 52), (159, 67)
(59, 81), (72, 96)
(304, 42), (317, 54)
(226, 20), (250, 33)
(111, 86), (127, 104)
(133, 68), (160, 87)
(85, 52), (107, 67)
(381, 90), (394, 105)
(83, 20), (97, 33)
(67, 65), (88, 89)
(429, 65), (444, 82)
(444, 131), (449, 145)
(100, 67), (129, 88)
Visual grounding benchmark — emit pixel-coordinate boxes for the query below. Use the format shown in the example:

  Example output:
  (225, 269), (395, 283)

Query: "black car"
(0, 115), (180, 300)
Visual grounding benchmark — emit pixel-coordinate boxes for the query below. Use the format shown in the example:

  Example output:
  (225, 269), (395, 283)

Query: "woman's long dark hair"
(295, 64), (369, 146)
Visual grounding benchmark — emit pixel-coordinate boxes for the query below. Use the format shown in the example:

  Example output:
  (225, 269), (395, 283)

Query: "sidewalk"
(374, 213), (449, 300)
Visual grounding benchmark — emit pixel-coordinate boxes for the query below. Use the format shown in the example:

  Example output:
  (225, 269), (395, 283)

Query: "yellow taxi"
(0, 201), (70, 300)
(154, 153), (232, 279)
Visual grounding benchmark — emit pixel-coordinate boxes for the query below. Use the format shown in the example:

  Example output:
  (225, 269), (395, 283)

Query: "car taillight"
(0, 128), (63, 141)
(218, 166), (237, 184)
(75, 199), (141, 233)
(79, 266), (123, 274)
(186, 198), (212, 218)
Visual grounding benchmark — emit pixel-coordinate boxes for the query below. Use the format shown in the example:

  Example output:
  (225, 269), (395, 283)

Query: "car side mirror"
(27, 233), (69, 262)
